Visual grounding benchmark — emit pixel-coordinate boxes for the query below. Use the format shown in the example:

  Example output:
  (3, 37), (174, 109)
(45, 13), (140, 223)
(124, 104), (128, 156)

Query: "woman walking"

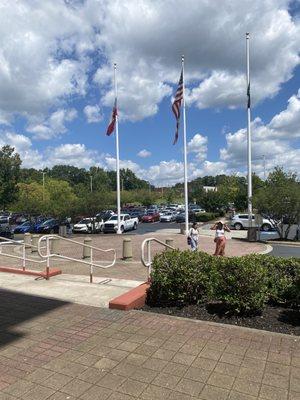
(211, 221), (230, 256)
(188, 222), (199, 251)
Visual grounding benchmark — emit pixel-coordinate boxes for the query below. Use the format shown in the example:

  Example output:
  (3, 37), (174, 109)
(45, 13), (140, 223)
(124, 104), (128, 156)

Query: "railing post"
(46, 237), (50, 280)
(90, 248), (93, 283)
(147, 240), (151, 280)
(22, 243), (26, 271)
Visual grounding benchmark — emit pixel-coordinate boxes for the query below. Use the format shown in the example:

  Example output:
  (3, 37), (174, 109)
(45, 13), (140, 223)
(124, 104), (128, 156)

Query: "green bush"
(216, 255), (269, 314)
(147, 250), (219, 307)
(194, 212), (216, 222)
(146, 250), (300, 315)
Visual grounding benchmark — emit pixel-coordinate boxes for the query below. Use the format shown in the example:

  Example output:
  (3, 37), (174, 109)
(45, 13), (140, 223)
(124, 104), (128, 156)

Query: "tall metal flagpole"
(246, 33), (253, 234)
(114, 63), (122, 234)
(182, 55), (189, 235)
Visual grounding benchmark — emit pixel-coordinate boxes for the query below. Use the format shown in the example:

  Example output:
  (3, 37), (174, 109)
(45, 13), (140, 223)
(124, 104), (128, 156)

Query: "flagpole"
(182, 55), (189, 235)
(114, 63), (122, 234)
(246, 33), (253, 235)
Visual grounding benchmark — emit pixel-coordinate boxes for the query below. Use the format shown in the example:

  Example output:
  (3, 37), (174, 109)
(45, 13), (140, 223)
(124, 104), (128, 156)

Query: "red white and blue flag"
(106, 98), (117, 136)
(172, 69), (183, 144)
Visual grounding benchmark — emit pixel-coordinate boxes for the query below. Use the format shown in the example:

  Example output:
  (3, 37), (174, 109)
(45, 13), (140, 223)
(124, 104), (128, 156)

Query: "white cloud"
(0, 0), (299, 127)
(27, 108), (77, 140)
(46, 143), (99, 169)
(269, 89), (300, 138)
(84, 105), (103, 123)
(187, 134), (208, 162)
(137, 149), (151, 158)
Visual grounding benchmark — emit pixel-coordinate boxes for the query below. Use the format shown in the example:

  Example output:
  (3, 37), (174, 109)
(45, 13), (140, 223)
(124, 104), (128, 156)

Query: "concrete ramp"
(0, 272), (143, 308)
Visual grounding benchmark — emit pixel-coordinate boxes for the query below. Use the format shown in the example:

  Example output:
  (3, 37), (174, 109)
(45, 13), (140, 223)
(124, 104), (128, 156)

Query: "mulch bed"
(143, 303), (300, 336)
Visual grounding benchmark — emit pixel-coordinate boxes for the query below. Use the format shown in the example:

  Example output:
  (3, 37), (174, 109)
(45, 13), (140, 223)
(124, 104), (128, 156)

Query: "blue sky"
(0, 0), (299, 186)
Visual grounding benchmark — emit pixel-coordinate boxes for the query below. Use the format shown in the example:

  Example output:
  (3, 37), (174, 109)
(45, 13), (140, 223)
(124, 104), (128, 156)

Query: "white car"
(231, 214), (273, 231)
(103, 214), (138, 233)
(160, 212), (176, 222)
(73, 218), (103, 234)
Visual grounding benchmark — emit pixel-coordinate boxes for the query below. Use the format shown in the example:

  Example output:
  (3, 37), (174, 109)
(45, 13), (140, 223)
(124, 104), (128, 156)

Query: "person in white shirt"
(188, 222), (199, 251)
(210, 221), (230, 256)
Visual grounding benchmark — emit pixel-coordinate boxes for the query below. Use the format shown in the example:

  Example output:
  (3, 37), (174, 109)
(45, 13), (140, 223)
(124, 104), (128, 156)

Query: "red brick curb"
(109, 282), (149, 311)
(0, 266), (62, 278)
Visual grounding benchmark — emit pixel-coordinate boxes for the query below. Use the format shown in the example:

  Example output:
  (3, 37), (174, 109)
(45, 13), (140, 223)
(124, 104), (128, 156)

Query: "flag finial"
(246, 32), (250, 38)
(181, 54), (184, 62)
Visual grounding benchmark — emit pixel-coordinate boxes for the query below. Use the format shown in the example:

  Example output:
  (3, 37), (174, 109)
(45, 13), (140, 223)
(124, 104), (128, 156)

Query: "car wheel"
(121, 226), (124, 233)
(133, 223), (137, 230)
(234, 223), (243, 230)
(261, 223), (271, 232)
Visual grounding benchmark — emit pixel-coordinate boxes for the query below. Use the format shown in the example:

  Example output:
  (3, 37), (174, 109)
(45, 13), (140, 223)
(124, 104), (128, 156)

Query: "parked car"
(103, 214), (138, 233)
(142, 211), (160, 223)
(0, 225), (13, 239)
(73, 218), (103, 234)
(35, 219), (60, 234)
(96, 211), (115, 222)
(13, 221), (35, 234)
(230, 214), (273, 231)
(128, 211), (145, 221)
(160, 212), (176, 222)
(0, 216), (10, 225)
(175, 211), (195, 223)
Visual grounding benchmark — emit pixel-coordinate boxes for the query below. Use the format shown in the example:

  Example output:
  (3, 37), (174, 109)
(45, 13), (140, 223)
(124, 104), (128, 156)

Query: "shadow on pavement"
(0, 288), (69, 348)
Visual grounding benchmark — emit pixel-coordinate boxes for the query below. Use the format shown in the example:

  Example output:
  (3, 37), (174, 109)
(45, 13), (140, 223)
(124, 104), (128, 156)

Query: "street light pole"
(90, 175), (93, 193)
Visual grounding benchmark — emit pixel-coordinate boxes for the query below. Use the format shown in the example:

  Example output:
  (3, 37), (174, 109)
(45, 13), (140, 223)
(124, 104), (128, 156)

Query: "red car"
(142, 212), (160, 223)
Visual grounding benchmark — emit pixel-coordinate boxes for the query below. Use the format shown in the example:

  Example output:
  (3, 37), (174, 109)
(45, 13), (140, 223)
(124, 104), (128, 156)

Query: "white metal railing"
(0, 235), (46, 273)
(37, 235), (116, 283)
(141, 237), (175, 279)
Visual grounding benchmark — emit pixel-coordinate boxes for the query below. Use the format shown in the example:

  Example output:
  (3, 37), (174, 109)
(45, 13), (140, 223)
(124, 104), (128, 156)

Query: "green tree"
(46, 179), (78, 219)
(0, 145), (21, 209)
(253, 167), (300, 239)
(13, 182), (47, 215)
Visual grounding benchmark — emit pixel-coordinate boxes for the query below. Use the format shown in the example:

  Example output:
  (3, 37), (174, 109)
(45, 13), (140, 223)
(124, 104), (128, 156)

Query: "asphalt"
(269, 243), (300, 258)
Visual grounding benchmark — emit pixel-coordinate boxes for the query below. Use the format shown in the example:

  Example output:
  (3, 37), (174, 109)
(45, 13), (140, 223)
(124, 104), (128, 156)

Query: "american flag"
(247, 82), (251, 109)
(172, 69), (183, 144)
(106, 98), (117, 136)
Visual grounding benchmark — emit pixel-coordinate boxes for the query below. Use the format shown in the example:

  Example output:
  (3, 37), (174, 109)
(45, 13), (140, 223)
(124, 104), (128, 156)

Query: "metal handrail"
(141, 237), (175, 279)
(37, 235), (116, 283)
(0, 236), (46, 272)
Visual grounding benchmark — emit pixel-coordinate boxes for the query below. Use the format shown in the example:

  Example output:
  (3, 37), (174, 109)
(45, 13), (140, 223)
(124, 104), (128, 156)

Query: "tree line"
(0, 145), (299, 237)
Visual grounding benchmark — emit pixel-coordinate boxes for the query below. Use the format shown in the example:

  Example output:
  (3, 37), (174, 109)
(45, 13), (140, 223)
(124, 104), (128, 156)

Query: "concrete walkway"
(0, 272), (143, 308)
(0, 290), (299, 400)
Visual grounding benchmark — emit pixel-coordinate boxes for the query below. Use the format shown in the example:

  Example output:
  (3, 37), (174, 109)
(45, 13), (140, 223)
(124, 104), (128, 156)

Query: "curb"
(0, 266), (62, 279)
(267, 241), (300, 247)
(109, 282), (149, 311)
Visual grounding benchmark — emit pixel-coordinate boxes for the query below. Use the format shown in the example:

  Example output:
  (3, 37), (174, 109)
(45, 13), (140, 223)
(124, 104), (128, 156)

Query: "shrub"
(146, 250), (300, 315)
(216, 255), (269, 314)
(147, 250), (219, 307)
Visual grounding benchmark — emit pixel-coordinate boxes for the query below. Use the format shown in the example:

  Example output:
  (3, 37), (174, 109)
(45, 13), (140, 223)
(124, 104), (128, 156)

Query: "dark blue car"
(13, 221), (35, 234)
(35, 219), (60, 234)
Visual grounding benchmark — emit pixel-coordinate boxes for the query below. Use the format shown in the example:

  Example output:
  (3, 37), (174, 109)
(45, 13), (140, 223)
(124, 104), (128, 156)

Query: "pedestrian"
(211, 221), (230, 256)
(188, 222), (199, 251)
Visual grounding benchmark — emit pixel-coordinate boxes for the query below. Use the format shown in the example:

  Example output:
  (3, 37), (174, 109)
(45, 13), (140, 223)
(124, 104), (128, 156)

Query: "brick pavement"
(0, 288), (299, 400)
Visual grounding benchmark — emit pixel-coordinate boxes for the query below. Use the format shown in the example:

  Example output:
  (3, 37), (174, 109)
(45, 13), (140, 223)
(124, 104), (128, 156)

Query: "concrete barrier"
(83, 237), (92, 259)
(24, 233), (31, 249)
(122, 238), (132, 260)
(31, 234), (39, 253)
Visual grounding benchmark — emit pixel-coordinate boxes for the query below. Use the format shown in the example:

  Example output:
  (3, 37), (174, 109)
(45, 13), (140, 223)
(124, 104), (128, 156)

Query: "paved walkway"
(0, 233), (269, 282)
(0, 289), (299, 400)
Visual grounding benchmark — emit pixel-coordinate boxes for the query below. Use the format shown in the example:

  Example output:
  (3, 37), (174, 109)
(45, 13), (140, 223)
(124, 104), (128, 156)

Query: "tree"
(13, 182), (47, 215)
(45, 179), (78, 219)
(253, 167), (300, 239)
(0, 145), (21, 209)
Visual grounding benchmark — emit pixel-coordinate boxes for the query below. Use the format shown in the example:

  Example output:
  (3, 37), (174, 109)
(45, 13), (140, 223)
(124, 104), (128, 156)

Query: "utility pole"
(90, 175), (93, 193)
(263, 154), (266, 181)
(246, 33), (253, 238)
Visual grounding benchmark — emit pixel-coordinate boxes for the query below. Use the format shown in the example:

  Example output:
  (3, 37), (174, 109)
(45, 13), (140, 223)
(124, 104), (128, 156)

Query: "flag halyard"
(247, 82), (251, 109)
(172, 69), (183, 144)
(106, 98), (118, 136)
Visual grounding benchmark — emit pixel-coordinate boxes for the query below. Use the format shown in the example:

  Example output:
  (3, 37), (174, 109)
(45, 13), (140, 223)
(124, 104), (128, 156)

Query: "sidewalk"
(0, 289), (299, 400)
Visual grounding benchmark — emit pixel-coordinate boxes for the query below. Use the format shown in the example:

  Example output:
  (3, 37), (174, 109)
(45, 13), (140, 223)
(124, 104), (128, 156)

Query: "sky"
(0, 0), (299, 186)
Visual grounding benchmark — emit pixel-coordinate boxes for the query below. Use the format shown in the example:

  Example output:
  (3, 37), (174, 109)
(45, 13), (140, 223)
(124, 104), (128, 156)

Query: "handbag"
(187, 236), (191, 245)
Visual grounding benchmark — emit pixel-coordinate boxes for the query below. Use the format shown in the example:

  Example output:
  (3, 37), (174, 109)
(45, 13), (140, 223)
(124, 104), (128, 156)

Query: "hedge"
(146, 251), (300, 315)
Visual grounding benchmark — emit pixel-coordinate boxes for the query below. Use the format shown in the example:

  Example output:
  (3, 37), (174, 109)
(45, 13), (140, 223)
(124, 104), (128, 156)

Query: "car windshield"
(79, 219), (91, 224)
(21, 222), (31, 226)
(41, 219), (54, 226)
(109, 216), (121, 221)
